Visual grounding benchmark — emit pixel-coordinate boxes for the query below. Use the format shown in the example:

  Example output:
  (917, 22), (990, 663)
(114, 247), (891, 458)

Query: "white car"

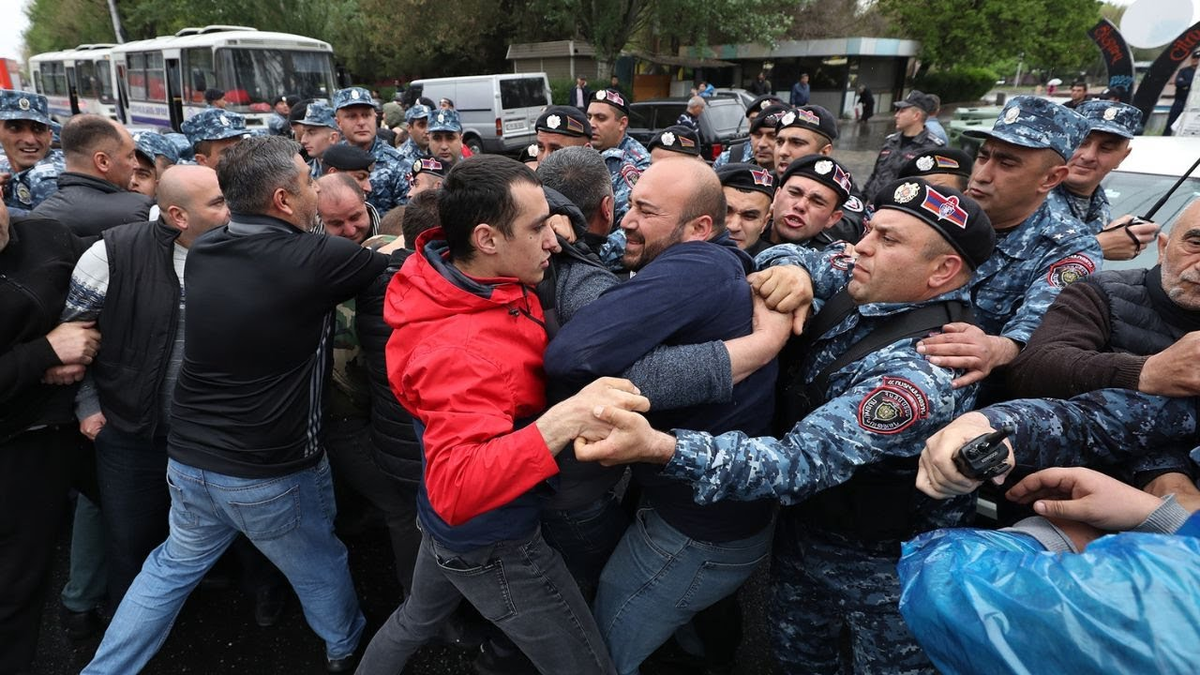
(1103, 136), (1200, 270)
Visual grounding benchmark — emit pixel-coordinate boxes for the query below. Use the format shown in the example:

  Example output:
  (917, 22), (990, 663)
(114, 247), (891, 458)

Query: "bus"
(109, 25), (339, 132)
(29, 44), (120, 120)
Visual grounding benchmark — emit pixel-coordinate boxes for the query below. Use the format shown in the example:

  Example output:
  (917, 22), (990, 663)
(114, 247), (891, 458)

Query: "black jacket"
(356, 249), (422, 483)
(0, 216), (87, 441)
(93, 219), (181, 438)
(34, 172), (153, 239)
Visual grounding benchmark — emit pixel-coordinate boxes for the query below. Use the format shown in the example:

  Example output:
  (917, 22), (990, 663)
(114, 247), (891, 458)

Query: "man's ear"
(471, 222), (501, 255)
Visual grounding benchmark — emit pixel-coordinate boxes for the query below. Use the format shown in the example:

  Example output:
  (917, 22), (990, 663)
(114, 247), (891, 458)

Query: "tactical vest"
(776, 289), (975, 542)
(1086, 267), (1186, 356)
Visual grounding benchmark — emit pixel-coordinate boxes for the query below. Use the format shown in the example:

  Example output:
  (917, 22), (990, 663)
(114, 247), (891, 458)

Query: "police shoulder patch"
(620, 163), (641, 188)
(1046, 254), (1096, 288)
(857, 376), (929, 435)
(829, 251), (854, 270)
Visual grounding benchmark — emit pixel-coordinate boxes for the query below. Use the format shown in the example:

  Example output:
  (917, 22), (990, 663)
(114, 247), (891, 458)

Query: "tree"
(877, 0), (1102, 76)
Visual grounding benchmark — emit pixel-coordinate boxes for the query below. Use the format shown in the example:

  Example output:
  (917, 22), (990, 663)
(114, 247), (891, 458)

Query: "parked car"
(626, 96), (749, 162)
(713, 87), (757, 109)
(407, 73), (551, 155)
(1102, 136), (1200, 270)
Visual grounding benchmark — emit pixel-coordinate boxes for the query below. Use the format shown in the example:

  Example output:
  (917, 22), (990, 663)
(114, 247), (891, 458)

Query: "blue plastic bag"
(898, 518), (1200, 675)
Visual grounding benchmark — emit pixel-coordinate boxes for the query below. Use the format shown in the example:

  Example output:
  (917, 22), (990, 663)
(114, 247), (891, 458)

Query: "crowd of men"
(2, 70), (1199, 675)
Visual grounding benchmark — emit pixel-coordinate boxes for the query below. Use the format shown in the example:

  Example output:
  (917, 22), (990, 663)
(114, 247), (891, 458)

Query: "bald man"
(61, 165), (229, 607)
(316, 172), (378, 244)
(34, 115), (152, 238)
(542, 157), (778, 674)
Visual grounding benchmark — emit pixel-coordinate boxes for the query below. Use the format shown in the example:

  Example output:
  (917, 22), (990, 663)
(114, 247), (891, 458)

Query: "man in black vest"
(33, 115), (152, 239)
(62, 165), (229, 608)
(576, 178), (996, 674)
(1002, 198), (1200, 510)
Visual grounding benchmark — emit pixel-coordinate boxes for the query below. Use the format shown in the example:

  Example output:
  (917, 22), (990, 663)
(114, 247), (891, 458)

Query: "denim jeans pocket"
(164, 470), (199, 528)
(634, 508), (679, 559)
(434, 553), (516, 622)
(675, 553), (768, 610)
(228, 483), (301, 541)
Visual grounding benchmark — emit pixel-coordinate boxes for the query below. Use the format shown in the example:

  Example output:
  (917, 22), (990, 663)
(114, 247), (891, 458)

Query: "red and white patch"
(829, 251), (854, 270)
(857, 377), (929, 435)
(1046, 254), (1096, 288)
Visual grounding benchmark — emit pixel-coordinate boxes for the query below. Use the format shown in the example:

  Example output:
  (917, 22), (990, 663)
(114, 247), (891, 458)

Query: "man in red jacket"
(356, 154), (645, 675)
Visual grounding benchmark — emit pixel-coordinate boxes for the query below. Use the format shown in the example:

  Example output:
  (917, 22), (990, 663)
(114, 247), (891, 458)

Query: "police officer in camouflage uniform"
(129, 131), (180, 198)
(533, 105), (593, 165)
(293, 102), (342, 178)
(646, 124), (701, 161)
(586, 89), (645, 226)
(862, 91), (945, 203)
(0, 90), (64, 217)
(915, 96), (1100, 390)
(578, 177), (997, 674)
(396, 103), (432, 163)
(1045, 100), (1158, 261)
(333, 86), (411, 217)
(180, 108), (251, 168)
(587, 88), (649, 170)
(713, 95), (783, 167)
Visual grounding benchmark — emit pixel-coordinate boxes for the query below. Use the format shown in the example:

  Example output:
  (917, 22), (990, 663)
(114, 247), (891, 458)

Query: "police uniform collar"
(990, 201), (1060, 261)
(226, 212), (307, 235)
(856, 285), (973, 319)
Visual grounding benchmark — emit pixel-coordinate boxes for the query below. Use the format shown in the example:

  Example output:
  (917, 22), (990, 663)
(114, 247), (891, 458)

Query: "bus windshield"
(217, 48), (336, 111)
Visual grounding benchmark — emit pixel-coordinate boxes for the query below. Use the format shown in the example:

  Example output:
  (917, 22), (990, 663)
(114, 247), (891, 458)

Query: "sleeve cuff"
(1134, 494), (1193, 535)
(1002, 516), (1079, 553)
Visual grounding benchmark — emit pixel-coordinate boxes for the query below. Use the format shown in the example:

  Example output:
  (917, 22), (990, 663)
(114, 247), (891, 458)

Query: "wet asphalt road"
(30, 117), (900, 675)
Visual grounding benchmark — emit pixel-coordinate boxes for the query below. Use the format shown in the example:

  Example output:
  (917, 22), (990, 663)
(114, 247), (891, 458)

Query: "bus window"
(96, 60), (114, 102)
(129, 53), (147, 100)
(184, 47), (217, 104)
(77, 60), (96, 98)
(45, 62), (68, 96)
(147, 52), (166, 102)
(219, 48), (336, 110)
(33, 70), (44, 95)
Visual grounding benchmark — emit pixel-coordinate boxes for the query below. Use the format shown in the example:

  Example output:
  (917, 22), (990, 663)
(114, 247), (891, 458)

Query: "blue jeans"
(593, 506), (772, 675)
(82, 456), (365, 674)
(541, 491), (630, 601)
(357, 528), (615, 675)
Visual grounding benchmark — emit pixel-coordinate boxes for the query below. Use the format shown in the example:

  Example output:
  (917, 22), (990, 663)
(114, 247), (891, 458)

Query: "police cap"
(778, 154), (853, 207)
(716, 162), (775, 200)
(899, 147), (974, 180)
(776, 105), (839, 141)
(535, 105), (592, 138)
(875, 177), (995, 269)
(648, 125), (701, 156)
(323, 144), (375, 172)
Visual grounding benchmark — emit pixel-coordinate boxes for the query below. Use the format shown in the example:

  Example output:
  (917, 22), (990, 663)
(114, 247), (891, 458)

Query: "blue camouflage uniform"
(333, 87), (411, 216)
(959, 96), (1100, 345)
(977, 389), (1199, 474)
(669, 242), (980, 674)
(1044, 101), (1141, 235)
(0, 90), (63, 216)
(267, 111), (290, 137)
(180, 108), (251, 166)
(616, 134), (650, 171)
(396, 104), (432, 163)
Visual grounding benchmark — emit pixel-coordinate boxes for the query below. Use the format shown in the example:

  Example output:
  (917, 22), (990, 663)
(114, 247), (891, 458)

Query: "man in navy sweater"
(544, 157), (782, 674)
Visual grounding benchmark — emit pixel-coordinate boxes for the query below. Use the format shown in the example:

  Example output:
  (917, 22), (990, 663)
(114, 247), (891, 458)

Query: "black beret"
(776, 105), (838, 141)
(746, 94), (784, 118)
(204, 88), (225, 103)
(715, 162), (775, 199)
(648, 125), (701, 156)
(899, 147), (974, 180)
(288, 99), (311, 123)
(322, 144), (376, 172)
(875, 177), (995, 269)
(536, 105), (592, 138)
(590, 88), (631, 116)
(778, 154), (853, 206)
(411, 156), (448, 178)
(750, 104), (791, 134)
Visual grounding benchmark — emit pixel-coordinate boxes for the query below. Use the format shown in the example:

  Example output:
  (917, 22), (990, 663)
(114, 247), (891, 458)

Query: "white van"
(408, 73), (551, 155)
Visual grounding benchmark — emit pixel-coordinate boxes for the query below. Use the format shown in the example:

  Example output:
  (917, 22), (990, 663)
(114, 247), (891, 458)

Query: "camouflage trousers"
(770, 524), (934, 675)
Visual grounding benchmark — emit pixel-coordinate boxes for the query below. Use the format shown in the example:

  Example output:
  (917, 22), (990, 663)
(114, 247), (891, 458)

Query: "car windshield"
(1103, 172), (1200, 270)
(218, 48), (336, 111)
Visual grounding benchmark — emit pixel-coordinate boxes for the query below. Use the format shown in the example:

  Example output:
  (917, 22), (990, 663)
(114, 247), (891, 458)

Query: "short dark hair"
(402, 191), (441, 250)
(438, 154), (539, 262)
(61, 115), (122, 162)
(216, 135), (304, 215)
(536, 147), (611, 224)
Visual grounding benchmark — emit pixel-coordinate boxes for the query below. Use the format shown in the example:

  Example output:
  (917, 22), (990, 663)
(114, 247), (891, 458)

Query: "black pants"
(326, 417), (421, 595)
(0, 426), (87, 674)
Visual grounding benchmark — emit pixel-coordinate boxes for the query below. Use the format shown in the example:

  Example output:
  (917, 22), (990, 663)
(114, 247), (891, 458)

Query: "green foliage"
(878, 0), (1102, 73)
(549, 78), (575, 106)
(914, 66), (999, 105)
(23, 0), (115, 56)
